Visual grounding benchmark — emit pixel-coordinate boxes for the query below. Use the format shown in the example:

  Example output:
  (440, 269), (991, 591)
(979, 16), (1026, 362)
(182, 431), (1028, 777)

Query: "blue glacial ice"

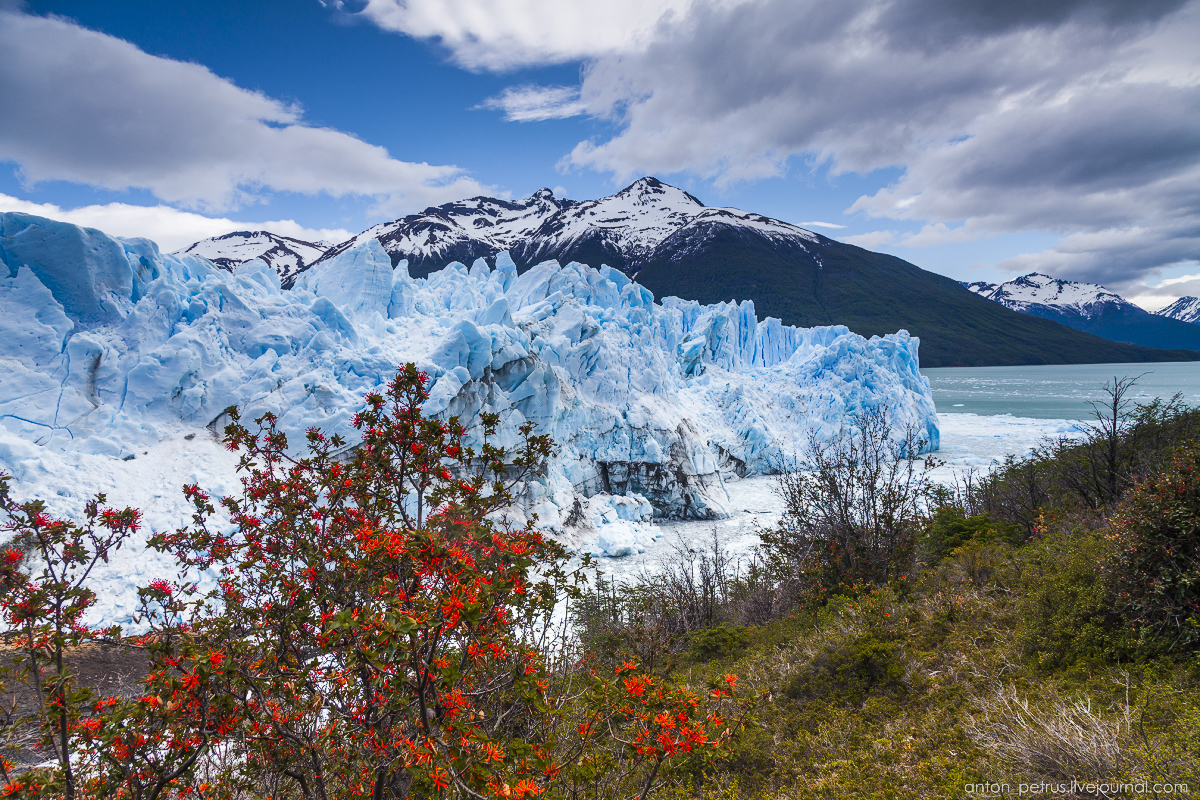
(1, 212), (938, 574)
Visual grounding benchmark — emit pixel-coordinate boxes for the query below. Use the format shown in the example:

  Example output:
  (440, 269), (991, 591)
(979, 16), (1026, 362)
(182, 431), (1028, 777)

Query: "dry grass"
(967, 684), (1130, 785)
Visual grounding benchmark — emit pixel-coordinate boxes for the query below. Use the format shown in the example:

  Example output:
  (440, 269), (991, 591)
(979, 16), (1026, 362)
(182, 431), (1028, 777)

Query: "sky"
(0, 0), (1198, 310)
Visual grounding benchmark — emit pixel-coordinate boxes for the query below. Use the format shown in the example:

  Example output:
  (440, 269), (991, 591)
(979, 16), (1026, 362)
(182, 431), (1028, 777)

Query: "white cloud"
(838, 230), (899, 249)
(0, 10), (488, 212)
(0, 194), (354, 252)
(478, 85), (588, 122)
(897, 222), (987, 247)
(349, 0), (735, 70)
(799, 220), (845, 229)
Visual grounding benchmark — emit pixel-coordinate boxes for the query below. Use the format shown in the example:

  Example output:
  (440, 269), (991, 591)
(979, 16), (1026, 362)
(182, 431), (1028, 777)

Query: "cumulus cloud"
(0, 10), (488, 212)
(345, 0), (729, 70)
(0, 193), (353, 253)
(839, 230), (899, 249)
(478, 85), (588, 122)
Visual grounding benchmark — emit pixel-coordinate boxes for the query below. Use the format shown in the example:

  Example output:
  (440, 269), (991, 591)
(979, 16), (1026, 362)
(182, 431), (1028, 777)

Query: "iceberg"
(1, 212), (938, 621)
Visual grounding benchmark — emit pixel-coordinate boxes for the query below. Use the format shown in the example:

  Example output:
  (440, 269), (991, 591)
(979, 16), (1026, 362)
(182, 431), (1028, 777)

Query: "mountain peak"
(178, 229), (326, 279)
(615, 177), (705, 208)
(1157, 296), (1200, 325)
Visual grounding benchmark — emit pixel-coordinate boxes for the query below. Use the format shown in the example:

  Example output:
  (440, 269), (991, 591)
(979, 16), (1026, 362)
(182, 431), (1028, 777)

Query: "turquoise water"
(922, 361), (1200, 419)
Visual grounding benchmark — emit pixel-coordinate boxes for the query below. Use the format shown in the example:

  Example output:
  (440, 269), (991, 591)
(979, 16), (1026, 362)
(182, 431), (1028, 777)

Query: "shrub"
(0, 365), (753, 800)
(1016, 528), (1132, 669)
(921, 508), (1020, 563)
(1109, 444), (1200, 653)
(0, 484), (143, 798)
(689, 625), (752, 663)
(762, 407), (935, 597)
(784, 631), (906, 706)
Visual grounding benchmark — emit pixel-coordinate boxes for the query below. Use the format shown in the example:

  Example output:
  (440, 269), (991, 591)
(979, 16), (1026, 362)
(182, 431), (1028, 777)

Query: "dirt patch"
(1, 641), (151, 770)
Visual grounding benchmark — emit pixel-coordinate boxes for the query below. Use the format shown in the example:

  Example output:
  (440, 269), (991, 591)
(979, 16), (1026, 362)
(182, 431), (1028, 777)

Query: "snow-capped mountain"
(966, 273), (1200, 352)
(508, 177), (820, 275)
(178, 230), (328, 284)
(307, 177), (820, 281)
(175, 180), (1198, 366)
(1156, 296), (1200, 325)
(964, 273), (1127, 318)
(310, 189), (576, 280)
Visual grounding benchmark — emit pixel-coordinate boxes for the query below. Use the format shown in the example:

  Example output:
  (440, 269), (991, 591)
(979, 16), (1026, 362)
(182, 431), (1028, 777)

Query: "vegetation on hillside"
(576, 379), (1200, 798)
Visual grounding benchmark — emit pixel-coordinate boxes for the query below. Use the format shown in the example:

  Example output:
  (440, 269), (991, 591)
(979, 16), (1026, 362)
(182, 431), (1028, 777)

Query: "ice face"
(1, 212), (939, 620)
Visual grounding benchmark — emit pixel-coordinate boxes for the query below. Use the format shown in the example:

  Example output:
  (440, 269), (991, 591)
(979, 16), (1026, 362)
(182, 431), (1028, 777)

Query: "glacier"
(0, 212), (938, 625)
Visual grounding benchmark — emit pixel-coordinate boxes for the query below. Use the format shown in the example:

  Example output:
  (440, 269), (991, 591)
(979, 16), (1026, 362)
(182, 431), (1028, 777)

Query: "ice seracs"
(2, 211), (938, 624)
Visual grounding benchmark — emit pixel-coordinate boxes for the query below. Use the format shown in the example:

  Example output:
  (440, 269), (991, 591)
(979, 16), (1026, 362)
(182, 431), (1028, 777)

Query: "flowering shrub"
(141, 363), (578, 798)
(567, 663), (749, 800)
(0, 478), (145, 798)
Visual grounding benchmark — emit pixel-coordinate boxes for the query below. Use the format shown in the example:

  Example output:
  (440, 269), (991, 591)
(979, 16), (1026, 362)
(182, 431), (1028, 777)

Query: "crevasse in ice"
(1, 211), (938, 565)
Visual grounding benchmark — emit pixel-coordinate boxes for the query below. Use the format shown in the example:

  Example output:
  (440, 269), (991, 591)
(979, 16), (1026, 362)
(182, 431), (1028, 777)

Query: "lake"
(922, 361), (1200, 419)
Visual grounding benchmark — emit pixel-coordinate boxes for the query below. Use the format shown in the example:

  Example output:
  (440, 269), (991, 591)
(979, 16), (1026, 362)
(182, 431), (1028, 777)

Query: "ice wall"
(1, 211), (938, 558)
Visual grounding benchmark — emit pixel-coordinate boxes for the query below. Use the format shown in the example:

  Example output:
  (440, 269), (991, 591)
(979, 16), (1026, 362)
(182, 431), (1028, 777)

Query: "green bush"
(784, 631), (907, 705)
(689, 624), (752, 662)
(1110, 445), (1200, 653)
(1016, 528), (1136, 669)
(922, 508), (1021, 562)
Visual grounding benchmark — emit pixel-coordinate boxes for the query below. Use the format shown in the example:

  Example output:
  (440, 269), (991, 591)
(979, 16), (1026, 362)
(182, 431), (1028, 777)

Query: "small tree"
(761, 407), (935, 595)
(0, 479), (138, 797)
(1, 364), (751, 799)
(1109, 444), (1200, 652)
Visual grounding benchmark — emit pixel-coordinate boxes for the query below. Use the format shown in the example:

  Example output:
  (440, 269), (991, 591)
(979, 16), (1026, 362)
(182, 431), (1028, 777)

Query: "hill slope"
(628, 228), (1196, 367)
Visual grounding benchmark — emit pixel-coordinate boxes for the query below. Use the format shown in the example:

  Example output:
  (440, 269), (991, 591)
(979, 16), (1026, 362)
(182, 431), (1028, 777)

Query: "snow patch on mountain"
(964, 273), (1128, 319)
(314, 188), (575, 273)
(178, 230), (328, 283)
(1, 211), (937, 626)
(515, 177), (820, 274)
(1156, 296), (1200, 325)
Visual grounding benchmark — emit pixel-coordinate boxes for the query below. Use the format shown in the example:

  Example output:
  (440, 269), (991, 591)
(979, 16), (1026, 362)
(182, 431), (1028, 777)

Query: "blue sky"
(1, 0), (1197, 307)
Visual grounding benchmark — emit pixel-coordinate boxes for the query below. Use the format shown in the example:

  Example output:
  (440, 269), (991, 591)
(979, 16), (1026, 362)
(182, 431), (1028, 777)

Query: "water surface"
(922, 361), (1200, 419)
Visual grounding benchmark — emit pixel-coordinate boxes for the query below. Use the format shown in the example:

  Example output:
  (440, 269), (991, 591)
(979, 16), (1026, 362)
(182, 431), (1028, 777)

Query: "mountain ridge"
(178, 230), (327, 284)
(965, 273), (1200, 352)
(1157, 296), (1200, 325)
(180, 179), (1200, 368)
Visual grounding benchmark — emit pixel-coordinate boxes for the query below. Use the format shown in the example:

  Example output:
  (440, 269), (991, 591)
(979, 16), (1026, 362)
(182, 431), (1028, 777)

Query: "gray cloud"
(0, 10), (487, 211)
(347, 0), (1200, 292)
(877, 0), (1189, 49)
(550, 0), (1200, 291)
